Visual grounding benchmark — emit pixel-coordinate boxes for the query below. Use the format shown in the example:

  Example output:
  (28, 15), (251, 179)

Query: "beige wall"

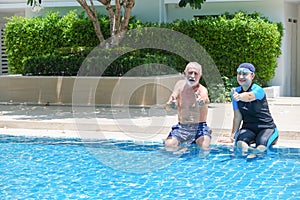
(0, 75), (182, 105)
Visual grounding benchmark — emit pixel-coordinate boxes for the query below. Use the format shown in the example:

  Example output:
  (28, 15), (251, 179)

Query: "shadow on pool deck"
(0, 97), (300, 148)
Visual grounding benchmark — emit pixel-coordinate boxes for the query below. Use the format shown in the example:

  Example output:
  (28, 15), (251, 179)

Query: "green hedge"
(5, 11), (282, 84)
(24, 47), (186, 76)
(83, 48), (186, 76)
(168, 12), (283, 86)
(4, 11), (283, 102)
(24, 55), (85, 76)
(5, 12), (63, 74)
(5, 10), (110, 74)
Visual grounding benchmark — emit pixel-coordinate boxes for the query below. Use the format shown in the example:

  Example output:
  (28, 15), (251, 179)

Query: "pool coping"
(1, 127), (299, 149)
(0, 98), (300, 148)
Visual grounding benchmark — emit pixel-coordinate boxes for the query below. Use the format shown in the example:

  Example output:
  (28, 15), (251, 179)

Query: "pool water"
(0, 135), (299, 200)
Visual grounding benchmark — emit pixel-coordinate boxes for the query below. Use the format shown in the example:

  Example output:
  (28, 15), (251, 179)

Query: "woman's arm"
(230, 109), (242, 141)
(218, 109), (242, 143)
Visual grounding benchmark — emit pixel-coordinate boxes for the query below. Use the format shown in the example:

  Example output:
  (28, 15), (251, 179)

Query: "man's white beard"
(186, 77), (198, 87)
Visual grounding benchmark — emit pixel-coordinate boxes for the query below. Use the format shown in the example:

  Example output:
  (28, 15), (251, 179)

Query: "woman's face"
(236, 68), (255, 88)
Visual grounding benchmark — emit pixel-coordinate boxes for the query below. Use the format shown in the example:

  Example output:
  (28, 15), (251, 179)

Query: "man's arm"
(166, 81), (182, 110)
(196, 85), (210, 106)
(167, 81), (181, 103)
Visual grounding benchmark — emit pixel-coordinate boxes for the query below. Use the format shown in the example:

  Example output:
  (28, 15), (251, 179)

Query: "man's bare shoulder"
(199, 84), (208, 91)
(174, 79), (186, 87)
(176, 79), (186, 84)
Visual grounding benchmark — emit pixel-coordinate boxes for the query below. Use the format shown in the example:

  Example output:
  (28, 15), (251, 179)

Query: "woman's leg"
(236, 129), (256, 153)
(256, 128), (279, 151)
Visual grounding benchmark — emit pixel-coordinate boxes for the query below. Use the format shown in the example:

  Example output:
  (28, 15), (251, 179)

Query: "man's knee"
(196, 135), (211, 150)
(165, 137), (179, 147)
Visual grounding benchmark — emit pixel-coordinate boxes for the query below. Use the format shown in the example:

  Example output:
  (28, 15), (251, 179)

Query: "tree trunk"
(99, 0), (135, 47)
(77, 0), (135, 46)
(77, 0), (105, 42)
(121, 0), (135, 32)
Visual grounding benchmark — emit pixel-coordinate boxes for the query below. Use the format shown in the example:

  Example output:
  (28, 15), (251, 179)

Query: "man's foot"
(173, 147), (188, 155)
(198, 149), (210, 158)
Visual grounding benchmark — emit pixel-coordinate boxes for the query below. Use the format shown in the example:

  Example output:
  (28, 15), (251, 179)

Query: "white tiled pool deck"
(0, 97), (300, 148)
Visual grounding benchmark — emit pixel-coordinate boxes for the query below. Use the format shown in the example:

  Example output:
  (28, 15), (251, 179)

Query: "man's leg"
(196, 135), (211, 150)
(165, 137), (179, 147)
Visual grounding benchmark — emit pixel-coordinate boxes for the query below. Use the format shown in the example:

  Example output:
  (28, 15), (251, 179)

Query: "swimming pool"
(0, 135), (299, 200)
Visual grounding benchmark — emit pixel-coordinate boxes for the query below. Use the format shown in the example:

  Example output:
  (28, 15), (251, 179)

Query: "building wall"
(298, 5), (300, 96)
(132, 0), (161, 23)
(275, 2), (299, 96)
(165, 0), (283, 22)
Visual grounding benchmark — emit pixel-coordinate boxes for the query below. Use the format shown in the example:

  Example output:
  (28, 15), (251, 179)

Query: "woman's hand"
(232, 89), (242, 101)
(218, 137), (234, 143)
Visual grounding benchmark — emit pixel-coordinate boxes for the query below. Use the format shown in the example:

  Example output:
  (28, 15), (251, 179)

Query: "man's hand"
(195, 93), (205, 106)
(166, 96), (177, 111)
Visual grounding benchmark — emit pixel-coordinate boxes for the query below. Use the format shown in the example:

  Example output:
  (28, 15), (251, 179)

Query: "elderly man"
(165, 62), (212, 150)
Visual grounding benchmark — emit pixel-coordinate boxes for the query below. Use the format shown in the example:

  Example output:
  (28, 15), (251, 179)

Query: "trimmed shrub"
(4, 11), (283, 102)
(169, 12), (283, 86)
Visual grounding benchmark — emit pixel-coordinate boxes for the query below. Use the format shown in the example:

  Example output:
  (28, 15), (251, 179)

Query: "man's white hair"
(184, 62), (202, 74)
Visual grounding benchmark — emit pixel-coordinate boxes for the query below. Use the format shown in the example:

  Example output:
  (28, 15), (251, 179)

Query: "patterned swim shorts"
(167, 122), (212, 145)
